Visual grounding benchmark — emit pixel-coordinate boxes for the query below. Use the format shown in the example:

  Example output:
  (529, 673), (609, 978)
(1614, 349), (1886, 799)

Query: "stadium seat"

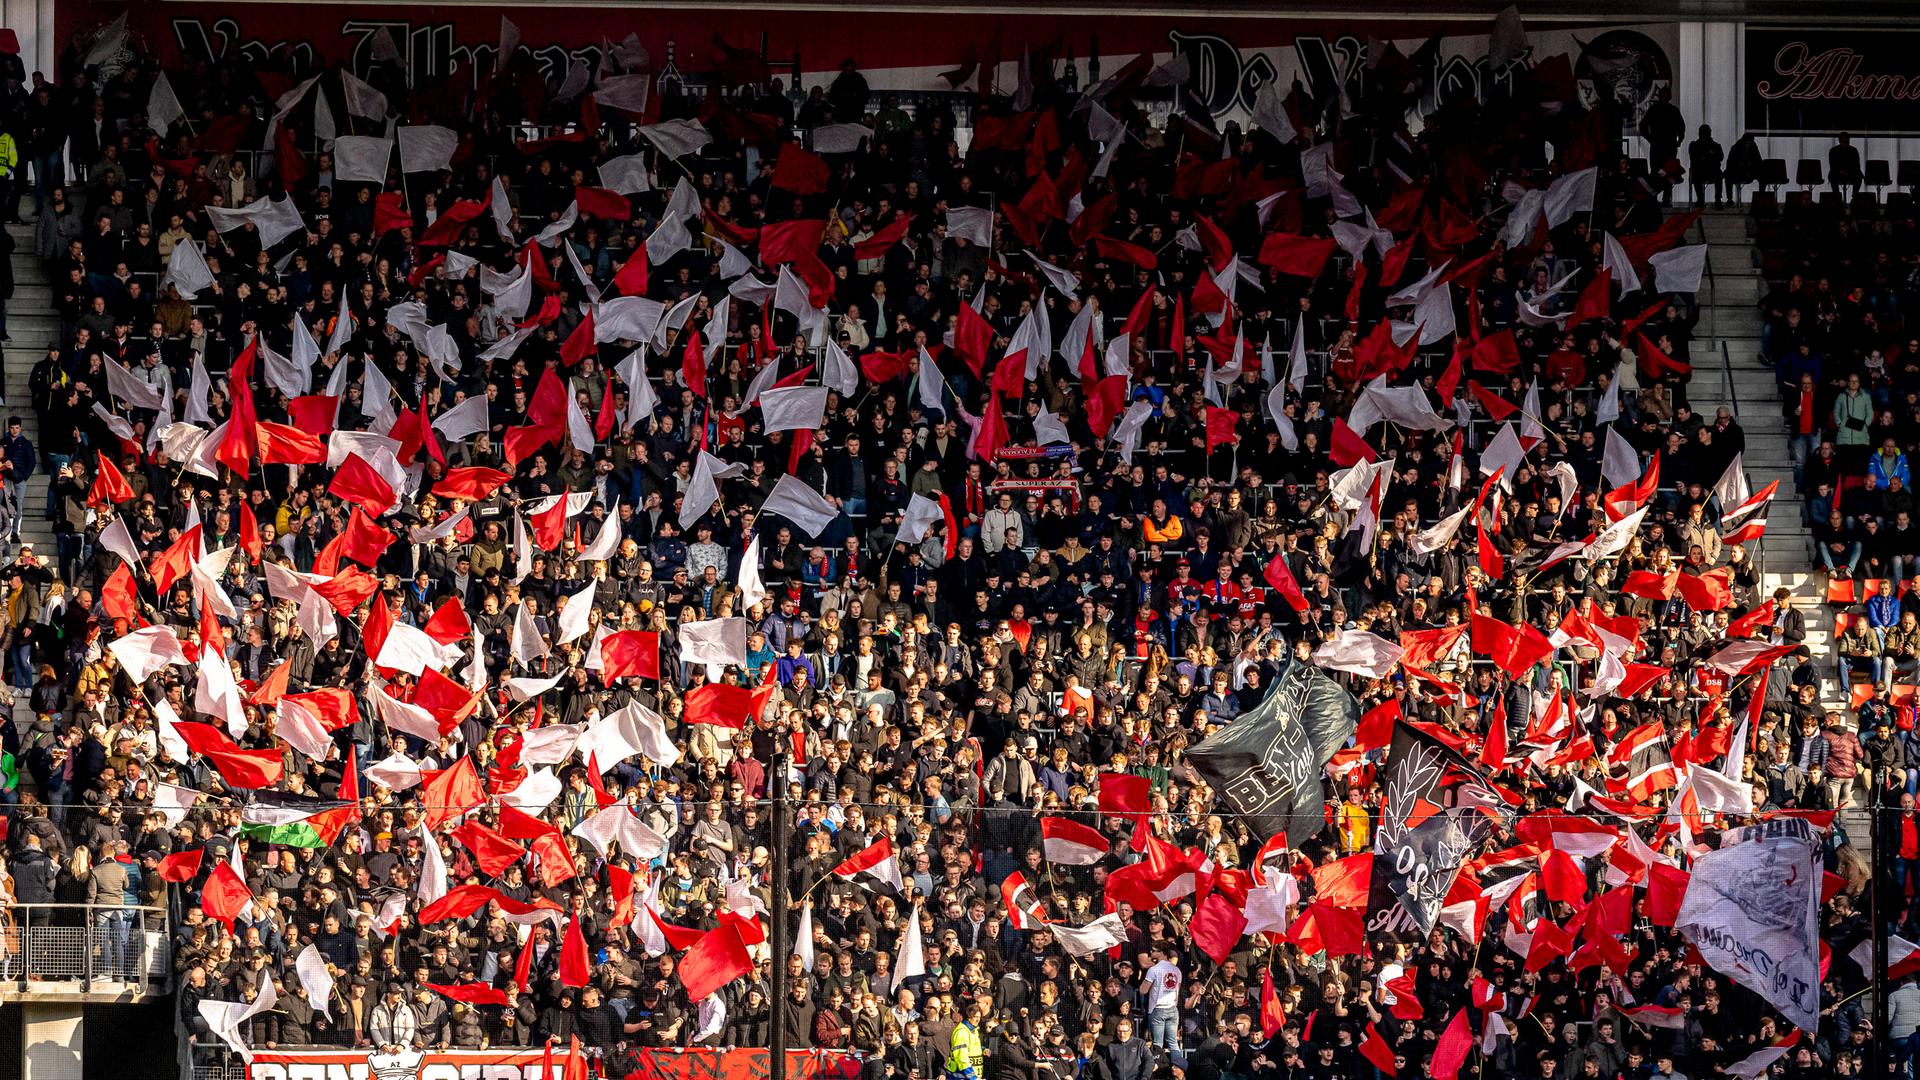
(1900, 160), (1920, 191)
(1796, 159), (1824, 188)
(1867, 159), (1892, 191)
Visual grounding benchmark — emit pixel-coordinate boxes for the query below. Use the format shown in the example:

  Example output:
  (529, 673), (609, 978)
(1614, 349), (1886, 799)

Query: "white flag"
(945, 206), (993, 248)
(1601, 425), (1641, 488)
(897, 494), (945, 546)
(555, 579), (597, 645)
(331, 136), (392, 184)
(638, 119), (712, 159)
(512, 602), (549, 664)
(737, 535), (767, 615)
(432, 394), (491, 443)
(1542, 167), (1597, 228)
(1649, 244), (1708, 295)
(598, 154), (651, 195)
(366, 752), (425, 791)
(148, 72), (185, 134)
(1674, 818), (1820, 1032)
(162, 238), (215, 299)
(760, 475), (839, 538)
(294, 944), (336, 1019)
(760, 386), (829, 434)
(1309, 629), (1405, 679)
(104, 356), (166, 409)
(895, 905), (926, 979)
(152, 781), (204, 826)
(1601, 232), (1642, 296)
(679, 451), (746, 529)
(340, 71), (389, 119)
(397, 125), (459, 173)
(810, 123), (870, 155)
(1049, 913), (1127, 957)
(680, 617), (750, 668)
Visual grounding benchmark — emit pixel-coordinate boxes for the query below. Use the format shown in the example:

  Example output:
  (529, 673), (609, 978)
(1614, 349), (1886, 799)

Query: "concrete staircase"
(1688, 209), (1877, 850)
(1684, 210), (1831, 691)
(5, 222), (62, 565)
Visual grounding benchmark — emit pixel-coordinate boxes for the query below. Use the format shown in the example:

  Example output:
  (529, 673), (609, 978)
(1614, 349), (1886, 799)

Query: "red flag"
(613, 246), (649, 296)
(236, 502), (263, 562)
(1329, 418), (1378, 467)
(678, 920), (754, 1001)
(1358, 1023), (1397, 1076)
(758, 218), (825, 265)
(426, 983), (513, 1007)
(558, 915), (592, 987)
(531, 498), (568, 551)
(87, 454), (134, 508)
(374, 192), (411, 234)
(1204, 407), (1240, 451)
(101, 564), (140, 624)
(200, 860), (254, 929)
(683, 327), (708, 399)
(971, 394), (1010, 462)
(433, 467), (513, 503)
(1097, 774), (1151, 819)
(513, 927), (536, 993)
(157, 848), (203, 883)
(953, 302), (994, 376)
(1476, 520), (1504, 580)
(853, 213), (910, 259)
(1263, 553), (1311, 614)
(1471, 613), (1554, 679)
(1189, 892), (1249, 964)
(1257, 232), (1337, 278)
(1567, 267), (1612, 329)
(1089, 236), (1157, 269)
(329, 454), (397, 516)
(284, 688), (359, 732)
(1674, 568), (1734, 612)
(1429, 1010), (1472, 1080)
(574, 185), (631, 220)
(1646, 863), (1689, 926)
(1260, 971), (1286, 1038)
(172, 721), (285, 788)
(1480, 696), (1508, 770)
(420, 757), (484, 831)
(599, 630), (661, 683)
(683, 682), (773, 729)
(771, 142), (831, 194)
(338, 743), (359, 803)
(560, 307), (597, 366)
(1354, 699), (1399, 753)
(1468, 380), (1519, 421)
(1470, 330), (1522, 375)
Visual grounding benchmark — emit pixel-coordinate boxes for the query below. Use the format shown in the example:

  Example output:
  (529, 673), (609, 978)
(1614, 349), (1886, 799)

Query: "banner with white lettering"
(1673, 817), (1821, 1032)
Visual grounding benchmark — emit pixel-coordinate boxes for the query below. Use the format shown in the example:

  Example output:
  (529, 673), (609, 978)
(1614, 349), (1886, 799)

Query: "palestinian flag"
(239, 791), (356, 848)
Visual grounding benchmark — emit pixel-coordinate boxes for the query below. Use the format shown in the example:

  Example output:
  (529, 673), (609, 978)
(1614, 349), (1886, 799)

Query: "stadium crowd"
(0, 17), (1905, 1080)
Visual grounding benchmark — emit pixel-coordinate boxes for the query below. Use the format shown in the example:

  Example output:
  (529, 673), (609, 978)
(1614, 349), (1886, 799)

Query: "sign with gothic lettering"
(1747, 27), (1920, 134)
(54, 1), (1673, 130)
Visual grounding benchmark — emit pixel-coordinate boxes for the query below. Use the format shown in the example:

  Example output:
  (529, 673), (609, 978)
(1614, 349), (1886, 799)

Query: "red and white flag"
(1853, 933), (1920, 982)
(831, 837), (904, 892)
(1040, 817), (1111, 865)
(1001, 871), (1046, 930)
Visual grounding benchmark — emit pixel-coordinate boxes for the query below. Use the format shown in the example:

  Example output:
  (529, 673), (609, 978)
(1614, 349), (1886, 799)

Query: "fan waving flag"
(1040, 817), (1111, 865)
(831, 837), (904, 892)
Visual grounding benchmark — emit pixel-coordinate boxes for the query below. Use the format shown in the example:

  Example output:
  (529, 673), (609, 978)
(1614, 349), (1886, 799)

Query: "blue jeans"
(1824, 542), (1863, 575)
(94, 909), (128, 977)
(1792, 433), (1819, 487)
(11, 643), (31, 690)
(43, 453), (66, 517)
(30, 152), (58, 209)
(1148, 1008), (1180, 1055)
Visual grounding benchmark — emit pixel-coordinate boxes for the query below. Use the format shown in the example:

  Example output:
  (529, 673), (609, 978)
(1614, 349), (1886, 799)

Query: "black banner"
(1746, 27), (1920, 135)
(1368, 723), (1501, 935)
(1185, 658), (1359, 850)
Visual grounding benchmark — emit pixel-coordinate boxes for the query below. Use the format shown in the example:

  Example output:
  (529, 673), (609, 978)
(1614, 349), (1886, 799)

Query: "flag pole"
(768, 746), (790, 1080)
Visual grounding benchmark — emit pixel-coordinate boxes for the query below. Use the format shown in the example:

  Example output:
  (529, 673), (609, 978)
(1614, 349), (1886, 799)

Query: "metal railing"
(1, 902), (171, 993)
